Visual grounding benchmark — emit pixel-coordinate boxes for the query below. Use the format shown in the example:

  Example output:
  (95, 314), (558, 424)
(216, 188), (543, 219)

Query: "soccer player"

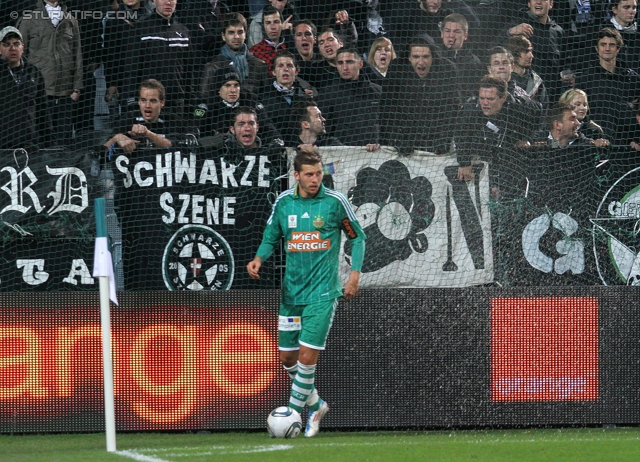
(247, 147), (366, 437)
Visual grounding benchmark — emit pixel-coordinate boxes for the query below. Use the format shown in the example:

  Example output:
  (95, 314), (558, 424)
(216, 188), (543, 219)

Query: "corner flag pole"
(93, 198), (117, 452)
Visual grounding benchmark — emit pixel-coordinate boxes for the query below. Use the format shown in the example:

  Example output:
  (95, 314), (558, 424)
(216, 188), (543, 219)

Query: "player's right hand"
(247, 258), (262, 279)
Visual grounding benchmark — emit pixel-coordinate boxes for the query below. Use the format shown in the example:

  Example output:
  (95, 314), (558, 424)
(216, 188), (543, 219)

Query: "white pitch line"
(115, 450), (172, 462)
(220, 444), (294, 454)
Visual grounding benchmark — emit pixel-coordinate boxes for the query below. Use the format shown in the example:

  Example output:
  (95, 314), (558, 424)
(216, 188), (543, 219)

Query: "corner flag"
(93, 198), (118, 305)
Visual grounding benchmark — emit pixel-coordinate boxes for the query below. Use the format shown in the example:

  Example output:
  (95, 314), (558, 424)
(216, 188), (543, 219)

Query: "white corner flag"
(93, 198), (118, 452)
(93, 198), (118, 305)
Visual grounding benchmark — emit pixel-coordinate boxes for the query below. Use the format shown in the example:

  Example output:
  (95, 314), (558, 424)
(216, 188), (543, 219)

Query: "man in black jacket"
(575, 27), (640, 142)
(380, 38), (456, 154)
(297, 101), (343, 148)
(258, 51), (315, 147)
(198, 13), (269, 98)
(123, 0), (195, 119)
(506, 0), (565, 98)
(439, 13), (484, 103)
(196, 65), (281, 143)
(0, 26), (51, 150)
(316, 48), (381, 149)
(455, 76), (532, 199)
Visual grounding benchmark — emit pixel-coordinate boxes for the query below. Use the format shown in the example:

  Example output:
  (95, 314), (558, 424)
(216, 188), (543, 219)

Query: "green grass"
(2, 428), (640, 462)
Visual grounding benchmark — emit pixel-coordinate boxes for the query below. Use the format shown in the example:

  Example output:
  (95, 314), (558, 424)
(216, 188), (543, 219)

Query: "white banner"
(290, 147), (494, 288)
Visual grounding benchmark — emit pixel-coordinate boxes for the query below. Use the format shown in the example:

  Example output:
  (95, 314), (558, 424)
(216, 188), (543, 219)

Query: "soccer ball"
(267, 406), (302, 438)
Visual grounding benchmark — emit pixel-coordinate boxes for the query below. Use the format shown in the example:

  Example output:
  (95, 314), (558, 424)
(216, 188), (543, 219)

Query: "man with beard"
(199, 13), (269, 97)
(297, 101), (343, 148)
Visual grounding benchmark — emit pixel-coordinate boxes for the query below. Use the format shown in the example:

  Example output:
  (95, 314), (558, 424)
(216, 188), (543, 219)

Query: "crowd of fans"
(1, 0), (640, 171)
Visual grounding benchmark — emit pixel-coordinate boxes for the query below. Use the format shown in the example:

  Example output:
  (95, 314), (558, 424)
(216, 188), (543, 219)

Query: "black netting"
(0, 0), (639, 289)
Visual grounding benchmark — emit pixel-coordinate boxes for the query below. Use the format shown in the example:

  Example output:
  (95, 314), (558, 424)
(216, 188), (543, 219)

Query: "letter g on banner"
(522, 212), (584, 274)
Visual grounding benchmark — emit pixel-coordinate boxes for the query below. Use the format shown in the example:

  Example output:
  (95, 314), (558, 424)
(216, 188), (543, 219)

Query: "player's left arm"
(340, 207), (366, 301)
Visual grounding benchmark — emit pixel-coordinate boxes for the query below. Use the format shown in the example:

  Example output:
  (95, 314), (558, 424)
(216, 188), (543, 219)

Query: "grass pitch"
(2, 427), (640, 462)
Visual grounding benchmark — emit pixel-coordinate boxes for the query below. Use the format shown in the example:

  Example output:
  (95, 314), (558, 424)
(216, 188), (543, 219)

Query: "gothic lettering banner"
(0, 149), (98, 292)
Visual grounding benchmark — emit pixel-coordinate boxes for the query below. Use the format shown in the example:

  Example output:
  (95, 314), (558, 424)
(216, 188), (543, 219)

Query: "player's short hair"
(273, 50), (299, 70)
(139, 79), (165, 102)
(547, 103), (574, 129)
(596, 27), (623, 48)
(487, 46), (513, 65)
(293, 20), (317, 37)
(221, 12), (248, 33)
(232, 106), (258, 125)
(478, 75), (507, 98)
(442, 13), (469, 32)
(504, 35), (532, 58)
(294, 146), (323, 172)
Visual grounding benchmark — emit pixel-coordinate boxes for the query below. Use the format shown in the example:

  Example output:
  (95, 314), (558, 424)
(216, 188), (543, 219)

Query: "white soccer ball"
(267, 406), (302, 438)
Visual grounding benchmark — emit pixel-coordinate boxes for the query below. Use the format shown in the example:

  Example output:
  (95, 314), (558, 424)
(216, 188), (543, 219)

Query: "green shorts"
(278, 299), (338, 351)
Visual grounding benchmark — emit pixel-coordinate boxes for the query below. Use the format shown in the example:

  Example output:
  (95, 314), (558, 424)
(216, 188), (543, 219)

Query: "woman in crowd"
(559, 89), (612, 147)
(366, 37), (396, 81)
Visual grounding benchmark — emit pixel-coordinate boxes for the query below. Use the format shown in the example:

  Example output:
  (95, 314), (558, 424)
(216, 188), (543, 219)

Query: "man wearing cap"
(17, 0), (83, 147)
(0, 26), (52, 150)
(196, 65), (281, 143)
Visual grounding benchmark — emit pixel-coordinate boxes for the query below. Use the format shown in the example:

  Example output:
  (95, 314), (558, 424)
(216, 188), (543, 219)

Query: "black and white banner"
(299, 147), (495, 288)
(113, 146), (285, 291)
(0, 149), (98, 292)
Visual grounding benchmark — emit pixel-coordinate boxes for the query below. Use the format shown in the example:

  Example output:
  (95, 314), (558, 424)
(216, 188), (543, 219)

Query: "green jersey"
(256, 183), (366, 305)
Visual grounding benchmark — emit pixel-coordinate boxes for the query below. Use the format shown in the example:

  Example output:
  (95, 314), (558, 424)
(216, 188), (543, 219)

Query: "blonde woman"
(559, 89), (611, 148)
(367, 37), (397, 81)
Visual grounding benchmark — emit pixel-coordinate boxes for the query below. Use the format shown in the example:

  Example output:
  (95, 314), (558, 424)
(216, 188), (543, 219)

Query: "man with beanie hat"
(196, 65), (281, 142)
